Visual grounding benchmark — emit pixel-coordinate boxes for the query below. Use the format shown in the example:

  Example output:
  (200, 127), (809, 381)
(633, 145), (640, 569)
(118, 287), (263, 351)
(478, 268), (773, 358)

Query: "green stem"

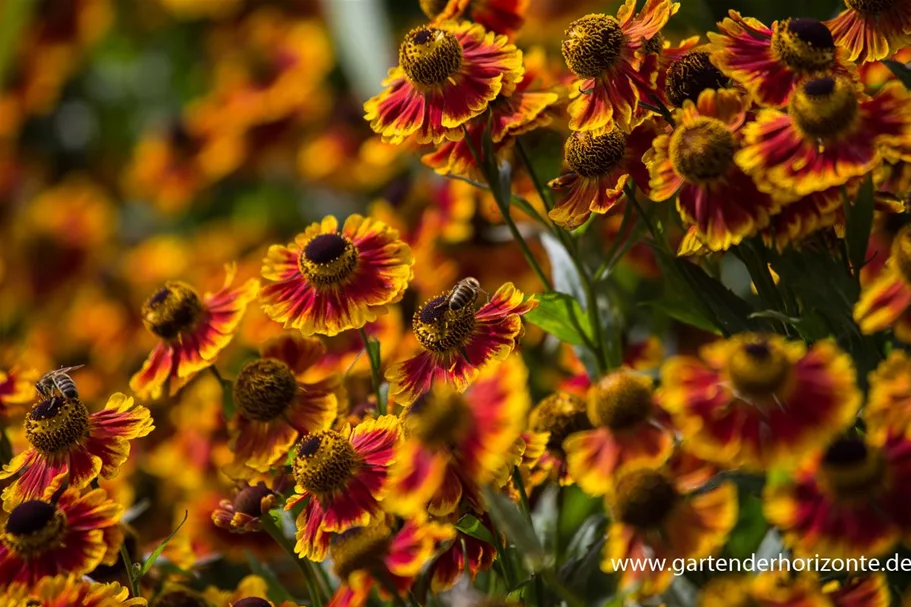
(515, 138), (554, 212)
(261, 515), (324, 607)
(624, 184), (667, 252)
(375, 569), (411, 607)
(119, 543), (140, 599)
(358, 327), (386, 415)
(595, 202), (635, 280)
(512, 467), (532, 524)
(462, 125), (553, 292)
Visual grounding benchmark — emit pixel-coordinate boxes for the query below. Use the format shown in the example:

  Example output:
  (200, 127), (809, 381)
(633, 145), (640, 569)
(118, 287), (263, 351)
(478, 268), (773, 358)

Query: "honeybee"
(35, 365), (84, 401)
(445, 277), (484, 311)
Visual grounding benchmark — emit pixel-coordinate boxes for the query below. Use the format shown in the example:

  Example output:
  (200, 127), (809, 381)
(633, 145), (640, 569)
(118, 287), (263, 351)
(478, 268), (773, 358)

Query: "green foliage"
(524, 292), (594, 346)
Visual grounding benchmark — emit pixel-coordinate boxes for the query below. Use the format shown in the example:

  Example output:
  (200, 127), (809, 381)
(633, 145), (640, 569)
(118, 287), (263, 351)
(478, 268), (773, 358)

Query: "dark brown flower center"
(330, 524), (392, 581)
(789, 76), (859, 141)
(233, 483), (276, 517)
(586, 370), (654, 431)
(400, 26), (464, 87)
(4, 500), (67, 558)
(846, 0), (898, 15)
(404, 391), (471, 448)
(233, 599), (272, 607)
(150, 590), (210, 607)
(614, 470), (679, 529)
(531, 392), (592, 453)
(819, 436), (887, 502)
(299, 233), (359, 288)
(670, 117), (736, 183)
(142, 282), (204, 340)
(665, 51), (729, 108)
(292, 430), (360, 496)
(771, 18), (835, 73)
(643, 32), (665, 55)
(562, 14), (626, 79)
(413, 293), (476, 354)
(234, 358), (298, 422)
(726, 339), (794, 399)
(565, 129), (627, 178)
(25, 396), (90, 454)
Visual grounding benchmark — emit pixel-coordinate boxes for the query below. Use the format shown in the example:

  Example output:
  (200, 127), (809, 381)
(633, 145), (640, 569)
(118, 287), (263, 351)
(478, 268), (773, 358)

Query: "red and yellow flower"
(1, 573), (145, 607)
(202, 574), (300, 607)
(709, 13), (852, 108)
(561, 0), (679, 133)
(426, 512), (497, 592)
(602, 452), (737, 597)
(646, 88), (779, 251)
(760, 185), (849, 251)
(0, 393), (153, 510)
(0, 487), (122, 585)
(564, 369), (673, 496)
(660, 333), (861, 471)
(327, 516), (454, 607)
(285, 415), (401, 561)
(699, 572), (889, 607)
(765, 432), (911, 558)
(527, 391), (592, 486)
(225, 334), (338, 478)
(212, 481), (283, 534)
(826, 0), (911, 62)
(420, 0), (529, 37)
(855, 224), (911, 340)
(548, 121), (655, 229)
(364, 21), (524, 145)
(385, 354), (529, 517)
(737, 77), (911, 200)
(866, 349), (911, 435)
(130, 265), (259, 400)
(386, 281), (536, 405)
(259, 215), (413, 337)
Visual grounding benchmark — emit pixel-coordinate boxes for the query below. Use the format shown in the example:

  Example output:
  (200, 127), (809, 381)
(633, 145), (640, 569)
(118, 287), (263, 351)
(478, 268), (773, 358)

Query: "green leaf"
(220, 378), (235, 419)
(725, 492), (768, 560)
(246, 550), (297, 604)
(884, 59), (911, 88)
(524, 292), (593, 346)
(456, 514), (496, 546)
(641, 300), (721, 334)
(138, 510), (188, 578)
(0, 0), (36, 86)
(843, 176), (876, 278)
(482, 488), (549, 572)
(365, 337), (381, 369)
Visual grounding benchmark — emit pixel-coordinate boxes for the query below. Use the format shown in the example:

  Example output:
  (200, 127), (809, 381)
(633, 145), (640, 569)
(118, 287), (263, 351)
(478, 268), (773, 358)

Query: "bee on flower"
(130, 264), (259, 400)
(561, 0), (679, 133)
(0, 392), (153, 510)
(364, 21), (524, 145)
(259, 215), (414, 337)
(386, 280), (536, 405)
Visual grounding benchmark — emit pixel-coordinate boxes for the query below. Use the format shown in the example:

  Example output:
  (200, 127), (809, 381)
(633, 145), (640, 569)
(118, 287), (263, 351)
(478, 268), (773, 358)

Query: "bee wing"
(54, 365), (85, 375)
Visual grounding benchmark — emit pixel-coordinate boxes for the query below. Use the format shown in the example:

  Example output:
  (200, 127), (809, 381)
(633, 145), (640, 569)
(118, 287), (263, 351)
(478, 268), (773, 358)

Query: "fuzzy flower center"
(299, 233), (359, 288)
(4, 500), (67, 558)
(413, 293), (477, 354)
(233, 483), (276, 517)
(532, 392), (592, 453)
(771, 18), (836, 73)
(891, 224), (911, 284)
(669, 117), (736, 183)
(565, 129), (627, 178)
(643, 32), (665, 55)
(846, 0), (898, 15)
(819, 437), (887, 502)
(562, 14), (626, 79)
(586, 370), (654, 431)
(665, 51), (729, 108)
(142, 282), (204, 340)
(399, 27), (464, 87)
(614, 470), (679, 529)
(150, 590), (210, 607)
(330, 524), (392, 581)
(418, 0), (448, 18)
(25, 396), (90, 454)
(726, 340), (794, 400)
(233, 358), (298, 422)
(789, 76), (859, 141)
(233, 599), (271, 607)
(292, 430), (360, 496)
(404, 392), (471, 448)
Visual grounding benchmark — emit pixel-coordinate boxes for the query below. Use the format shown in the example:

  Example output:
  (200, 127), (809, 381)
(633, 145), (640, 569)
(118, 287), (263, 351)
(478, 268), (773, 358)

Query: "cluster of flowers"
(5, 0), (911, 605)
